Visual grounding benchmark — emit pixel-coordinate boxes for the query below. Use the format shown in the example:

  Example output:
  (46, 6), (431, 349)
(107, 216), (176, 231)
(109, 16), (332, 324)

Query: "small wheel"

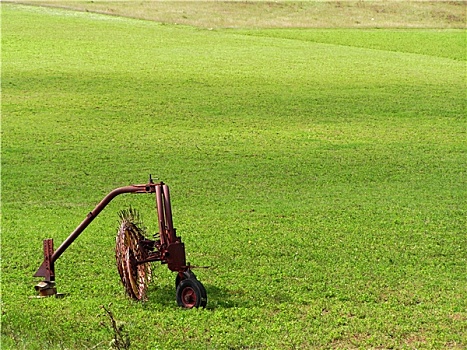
(176, 278), (207, 309)
(175, 269), (196, 288)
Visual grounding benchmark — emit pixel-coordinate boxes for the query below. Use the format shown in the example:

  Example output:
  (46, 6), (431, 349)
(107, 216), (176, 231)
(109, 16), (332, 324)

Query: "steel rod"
(162, 184), (174, 238)
(155, 184), (166, 246)
(51, 184), (152, 263)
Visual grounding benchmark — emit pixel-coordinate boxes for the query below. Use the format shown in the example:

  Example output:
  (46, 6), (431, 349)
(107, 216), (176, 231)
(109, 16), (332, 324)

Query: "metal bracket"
(33, 239), (58, 297)
(34, 239), (55, 281)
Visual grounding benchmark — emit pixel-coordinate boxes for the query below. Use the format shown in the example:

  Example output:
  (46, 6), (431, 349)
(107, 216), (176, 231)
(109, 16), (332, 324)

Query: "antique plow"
(33, 177), (207, 308)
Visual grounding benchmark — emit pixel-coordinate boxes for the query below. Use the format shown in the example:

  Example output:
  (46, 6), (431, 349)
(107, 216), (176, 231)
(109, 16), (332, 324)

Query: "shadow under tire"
(176, 278), (207, 309)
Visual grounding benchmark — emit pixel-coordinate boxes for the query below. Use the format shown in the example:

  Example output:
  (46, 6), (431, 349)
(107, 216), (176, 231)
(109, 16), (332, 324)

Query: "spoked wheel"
(115, 208), (152, 300)
(176, 277), (207, 309)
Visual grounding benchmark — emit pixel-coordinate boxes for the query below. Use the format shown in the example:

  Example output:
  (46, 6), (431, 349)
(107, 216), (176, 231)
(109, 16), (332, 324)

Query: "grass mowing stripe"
(232, 28), (467, 61)
(2, 3), (466, 349)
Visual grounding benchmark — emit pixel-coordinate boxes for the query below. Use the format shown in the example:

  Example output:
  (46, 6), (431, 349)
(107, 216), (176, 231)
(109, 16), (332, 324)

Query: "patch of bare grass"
(7, 0), (467, 28)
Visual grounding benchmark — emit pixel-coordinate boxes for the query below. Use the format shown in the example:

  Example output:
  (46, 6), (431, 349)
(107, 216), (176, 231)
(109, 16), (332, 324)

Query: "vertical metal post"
(155, 184), (166, 246)
(43, 239), (55, 282)
(162, 184), (175, 241)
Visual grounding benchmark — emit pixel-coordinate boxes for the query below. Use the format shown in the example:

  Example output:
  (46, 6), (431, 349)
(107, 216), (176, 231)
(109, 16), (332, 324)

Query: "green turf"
(1, 4), (466, 349)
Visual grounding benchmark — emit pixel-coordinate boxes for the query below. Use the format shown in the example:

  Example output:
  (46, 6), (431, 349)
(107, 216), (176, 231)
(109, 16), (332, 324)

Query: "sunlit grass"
(2, 4), (466, 349)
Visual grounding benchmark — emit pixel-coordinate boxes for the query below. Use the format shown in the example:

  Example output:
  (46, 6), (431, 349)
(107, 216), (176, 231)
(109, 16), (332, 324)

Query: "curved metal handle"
(34, 182), (159, 280)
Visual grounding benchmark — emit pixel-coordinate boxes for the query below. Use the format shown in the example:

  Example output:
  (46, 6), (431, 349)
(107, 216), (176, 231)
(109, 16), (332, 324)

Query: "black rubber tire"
(176, 278), (207, 309)
(175, 269), (196, 289)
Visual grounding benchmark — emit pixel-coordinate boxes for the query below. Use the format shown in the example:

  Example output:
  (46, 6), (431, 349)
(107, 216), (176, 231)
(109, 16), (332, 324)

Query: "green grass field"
(1, 3), (466, 349)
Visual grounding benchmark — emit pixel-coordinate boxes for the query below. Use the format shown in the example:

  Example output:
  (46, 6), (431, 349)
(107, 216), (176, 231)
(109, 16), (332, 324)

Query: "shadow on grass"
(144, 283), (257, 309)
(145, 284), (177, 308)
(204, 284), (250, 309)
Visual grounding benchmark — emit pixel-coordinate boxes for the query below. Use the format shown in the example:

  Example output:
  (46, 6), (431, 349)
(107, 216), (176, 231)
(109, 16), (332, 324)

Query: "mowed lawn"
(1, 3), (466, 349)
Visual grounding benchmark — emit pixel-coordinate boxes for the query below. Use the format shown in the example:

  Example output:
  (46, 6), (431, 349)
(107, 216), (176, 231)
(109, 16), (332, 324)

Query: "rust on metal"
(33, 176), (207, 308)
(34, 238), (55, 282)
(115, 208), (152, 300)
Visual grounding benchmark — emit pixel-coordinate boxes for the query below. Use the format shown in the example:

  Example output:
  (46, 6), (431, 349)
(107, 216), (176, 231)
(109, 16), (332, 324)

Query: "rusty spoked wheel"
(115, 208), (151, 301)
(176, 277), (207, 309)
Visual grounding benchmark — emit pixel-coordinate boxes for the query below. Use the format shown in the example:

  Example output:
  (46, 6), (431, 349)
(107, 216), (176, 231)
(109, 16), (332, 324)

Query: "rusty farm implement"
(33, 177), (207, 308)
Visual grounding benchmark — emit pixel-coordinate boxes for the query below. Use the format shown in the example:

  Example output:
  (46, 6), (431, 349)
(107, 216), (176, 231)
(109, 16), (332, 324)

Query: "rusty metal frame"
(34, 178), (189, 291)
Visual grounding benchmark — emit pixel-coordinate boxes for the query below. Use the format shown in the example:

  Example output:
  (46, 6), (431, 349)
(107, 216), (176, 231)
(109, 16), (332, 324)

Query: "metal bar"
(51, 185), (150, 262)
(162, 184), (175, 241)
(34, 183), (158, 281)
(155, 184), (166, 246)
